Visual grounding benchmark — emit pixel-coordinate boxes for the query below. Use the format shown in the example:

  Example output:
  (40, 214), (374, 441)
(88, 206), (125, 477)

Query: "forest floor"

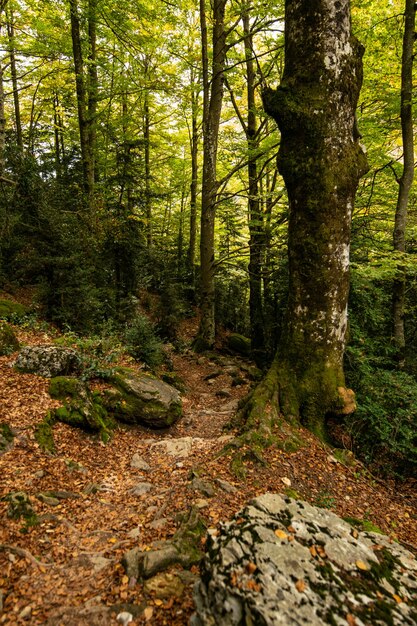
(1, 296), (417, 625)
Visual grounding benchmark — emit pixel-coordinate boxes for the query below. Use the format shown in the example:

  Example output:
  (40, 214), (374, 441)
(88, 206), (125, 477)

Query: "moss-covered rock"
(4, 491), (38, 527)
(34, 411), (56, 454)
(0, 422), (15, 453)
(227, 333), (251, 356)
(106, 368), (182, 429)
(0, 299), (27, 321)
(0, 321), (20, 355)
(48, 376), (84, 399)
(48, 378), (115, 443)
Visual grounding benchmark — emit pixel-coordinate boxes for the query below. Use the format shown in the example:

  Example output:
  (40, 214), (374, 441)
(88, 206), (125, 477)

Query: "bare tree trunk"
(392, 0), (415, 366)
(144, 86), (152, 248)
(187, 68), (199, 286)
(240, 0), (368, 440)
(69, 0), (94, 203)
(242, 6), (265, 358)
(6, 6), (22, 151)
(197, 0), (228, 349)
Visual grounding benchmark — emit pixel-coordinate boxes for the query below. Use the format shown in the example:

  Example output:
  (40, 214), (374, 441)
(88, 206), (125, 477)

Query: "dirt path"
(1, 323), (416, 625)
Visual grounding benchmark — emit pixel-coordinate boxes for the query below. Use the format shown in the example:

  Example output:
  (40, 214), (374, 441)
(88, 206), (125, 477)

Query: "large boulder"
(106, 368), (182, 429)
(13, 345), (80, 378)
(0, 321), (19, 355)
(192, 494), (417, 626)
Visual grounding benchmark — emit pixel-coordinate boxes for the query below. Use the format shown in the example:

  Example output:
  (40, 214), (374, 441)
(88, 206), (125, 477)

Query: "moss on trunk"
(238, 0), (368, 442)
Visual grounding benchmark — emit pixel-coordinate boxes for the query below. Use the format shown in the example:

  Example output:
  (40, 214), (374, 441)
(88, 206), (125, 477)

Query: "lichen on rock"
(192, 494), (417, 625)
(13, 345), (80, 378)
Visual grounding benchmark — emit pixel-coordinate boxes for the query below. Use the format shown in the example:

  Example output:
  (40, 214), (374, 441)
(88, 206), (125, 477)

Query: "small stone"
(144, 572), (185, 599)
(215, 478), (238, 494)
(117, 611), (133, 626)
(131, 482), (153, 496)
(89, 556), (112, 572)
(191, 478), (215, 498)
(194, 499), (209, 509)
(281, 477), (292, 487)
(37, 493), (60, 506)
(217, 434), (234, 443)
(131, 454), (151, 472)
(18, 606), (32, 620)
(151, 437), (204, 458)
(216, 389), (232, 398)
(127, 527), (141, 539)
(149, 518), (169, 530)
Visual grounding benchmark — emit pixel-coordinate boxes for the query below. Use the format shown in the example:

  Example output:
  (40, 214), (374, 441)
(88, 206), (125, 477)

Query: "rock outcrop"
(106, 369), (182, 428)
(192, 493), (417, 626)
(13, 345), (80, 378)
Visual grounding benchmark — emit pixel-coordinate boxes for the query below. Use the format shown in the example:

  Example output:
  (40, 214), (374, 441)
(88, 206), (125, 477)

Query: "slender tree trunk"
(6, 8), (22, 151)
(69, 0), (94, 202)
(241, 0), (368, 439)
(392, 0), (415, 366)
(87, 0), (97, 187)
(242, 7), (265, 357)
(197, 0), (228, 349)
(144, 87), (152, 248)
(187, 71), (199, 284)
(53, 94), (63, 179)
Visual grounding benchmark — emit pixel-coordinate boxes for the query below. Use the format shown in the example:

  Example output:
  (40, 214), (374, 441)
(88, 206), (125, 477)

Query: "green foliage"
(156, 282), (191, 341)
(345, 360), (417, 476)
(124, 314), (163, 368)
(0, 422), (15, 452)
(0, 299), (27, 322)
(55, 331), (124, 381)
(34, 412), (56, 454)
(314, 491), (336, 510)
(0, 322), (20, 355)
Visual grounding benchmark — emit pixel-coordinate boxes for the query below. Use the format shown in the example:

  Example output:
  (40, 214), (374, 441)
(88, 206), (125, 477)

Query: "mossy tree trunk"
(242, 0), (368, 439)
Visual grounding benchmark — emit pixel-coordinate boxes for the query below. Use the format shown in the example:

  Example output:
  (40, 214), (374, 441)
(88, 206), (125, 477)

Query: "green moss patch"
(48, 376), (83, 399)
(34, 411), (56, 454)
(0, 321), (20, 355)
(47, 377), (116, 443)
(0, 299), (27, 321)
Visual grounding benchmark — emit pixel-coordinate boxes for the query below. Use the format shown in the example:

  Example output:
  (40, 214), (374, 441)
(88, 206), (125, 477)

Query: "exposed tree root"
(0, 543), (50, 569)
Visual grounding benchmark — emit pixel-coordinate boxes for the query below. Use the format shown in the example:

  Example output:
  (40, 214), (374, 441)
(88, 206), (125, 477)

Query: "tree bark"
(392, 0), (415, 366)
(242, 0), (368, 438)
(187, 68), (199, 286)
(197, 0), (228, 349)
(6, 7), (23, 152)
(69, 0), (95, 203)
(242, 7), (265, 357)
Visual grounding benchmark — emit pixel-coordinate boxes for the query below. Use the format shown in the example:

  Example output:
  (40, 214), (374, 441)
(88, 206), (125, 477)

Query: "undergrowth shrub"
(156, 282), (190, 340)
(124, 314), (163, 368)
(345, 351), (417, 477)
(56, 330), (123, 380)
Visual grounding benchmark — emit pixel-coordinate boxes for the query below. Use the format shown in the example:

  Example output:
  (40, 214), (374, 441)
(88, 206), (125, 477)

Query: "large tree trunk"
(392, 0), (415, 366)
(241, 0), (368, 439)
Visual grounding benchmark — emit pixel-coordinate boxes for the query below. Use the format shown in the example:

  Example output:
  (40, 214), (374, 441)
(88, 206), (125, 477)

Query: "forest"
(0, 0), (416, 474)
(0, 0), (417, 623)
